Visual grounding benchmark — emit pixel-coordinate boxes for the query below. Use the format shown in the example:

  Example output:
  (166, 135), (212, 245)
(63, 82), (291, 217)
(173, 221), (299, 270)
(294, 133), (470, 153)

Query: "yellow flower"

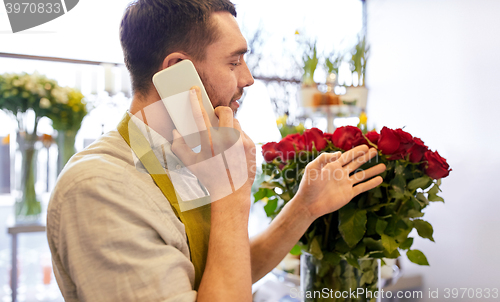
(295, 30), (300, 35)
(359, 111), (367, 125)
(295, 123), (305, 133)
(276, 115), (288, 127)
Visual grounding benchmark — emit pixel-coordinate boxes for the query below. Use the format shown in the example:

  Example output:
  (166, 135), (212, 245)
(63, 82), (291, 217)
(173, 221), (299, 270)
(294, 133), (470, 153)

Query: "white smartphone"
(152, 60), (218, 148)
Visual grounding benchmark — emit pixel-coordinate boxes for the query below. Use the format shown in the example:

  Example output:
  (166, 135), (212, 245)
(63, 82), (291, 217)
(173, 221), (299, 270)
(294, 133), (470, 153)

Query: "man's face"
(192, 12), (254, 114)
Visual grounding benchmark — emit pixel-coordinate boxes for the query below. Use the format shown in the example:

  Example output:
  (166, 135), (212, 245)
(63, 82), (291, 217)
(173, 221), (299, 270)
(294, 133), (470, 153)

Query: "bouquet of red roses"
(255, 125), (451, 270)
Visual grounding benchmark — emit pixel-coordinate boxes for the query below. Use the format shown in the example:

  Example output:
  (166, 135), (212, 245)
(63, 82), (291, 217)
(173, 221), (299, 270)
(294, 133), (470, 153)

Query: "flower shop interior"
(0, 0), (499, 301)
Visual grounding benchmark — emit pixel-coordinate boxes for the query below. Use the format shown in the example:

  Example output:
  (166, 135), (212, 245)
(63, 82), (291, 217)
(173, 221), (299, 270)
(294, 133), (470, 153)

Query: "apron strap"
(117, 112), (210, 290)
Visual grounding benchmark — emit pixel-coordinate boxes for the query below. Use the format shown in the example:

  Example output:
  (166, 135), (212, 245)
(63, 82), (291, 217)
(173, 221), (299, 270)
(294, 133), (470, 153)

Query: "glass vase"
(56, 130), (77, 174)
(13, 131), (42, 224)
(300, 253), (381, 302)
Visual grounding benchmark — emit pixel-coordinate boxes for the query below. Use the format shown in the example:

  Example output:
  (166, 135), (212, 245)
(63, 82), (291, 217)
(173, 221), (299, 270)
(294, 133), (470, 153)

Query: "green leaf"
(290, 244), (302, 256)
(376, 219), (388, 235)
(263, 199), (278, 216)
(366, 214), (378, 236)
(390, 175), (406, 194)
(408, 176), (431, 191)
(381, 234), (399, 253)
(384, 216), (398, 237)
(323, 252), (341, 266)
(339, 208), (367, 248)
(407, 209), (425, 218)
(259, 182), (283, 190)
(372, 186), (383, 198)
(360, 269), (375, 287)
(394, 220), (413, 242)
(428, 194), (444, 202)
(253, 188), (275, 202)
(351, 242), (366, 258)
(279, 192), (291, 203)
(399, 237), (414, 250)
(407, 249), (429, 266)
(307, 228), (316, 240)
(317, 261), (331, 277)
(413, 219), (435, 242)
(383, 248), (400, 258)
(335, 237), (351, 254)
(346, 254), (361, 270)
(389, 189), (405, 200)
(309, 236), (324, 260)
(416, 192), (429, 207)
(363, 237), (384, 252)
(428, 183), (439, 195)
(394, 163), (405, 176)
(369, 252), (385, 258)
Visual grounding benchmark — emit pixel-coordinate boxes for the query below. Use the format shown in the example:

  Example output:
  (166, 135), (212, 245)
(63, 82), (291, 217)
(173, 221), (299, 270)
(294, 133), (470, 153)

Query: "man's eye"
(231, 62), (241, 67)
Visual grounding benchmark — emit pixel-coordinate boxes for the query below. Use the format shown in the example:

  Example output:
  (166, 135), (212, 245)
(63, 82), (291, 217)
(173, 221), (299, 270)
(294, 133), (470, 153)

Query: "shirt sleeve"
(47, 172), (197, 302)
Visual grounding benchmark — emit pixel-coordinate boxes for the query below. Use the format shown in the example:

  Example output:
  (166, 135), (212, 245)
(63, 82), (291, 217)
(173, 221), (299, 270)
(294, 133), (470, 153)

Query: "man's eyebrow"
(228, 47), (249, 57)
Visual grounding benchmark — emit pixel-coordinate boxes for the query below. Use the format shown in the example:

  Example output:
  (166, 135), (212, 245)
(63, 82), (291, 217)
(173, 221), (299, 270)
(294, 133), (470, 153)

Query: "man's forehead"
(209, 12), (248, 56)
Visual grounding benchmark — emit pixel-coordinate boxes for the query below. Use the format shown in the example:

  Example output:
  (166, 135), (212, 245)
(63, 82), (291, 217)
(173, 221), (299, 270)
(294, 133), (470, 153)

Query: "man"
(47, 0), (386, 301)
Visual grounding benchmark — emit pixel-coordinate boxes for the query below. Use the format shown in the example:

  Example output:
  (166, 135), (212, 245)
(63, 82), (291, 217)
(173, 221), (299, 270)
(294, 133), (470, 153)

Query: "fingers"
(189, 86), (213, 153)
(344, 148), (378, 174)
(337, 145), (369, 166)
(171, 129), (195, 166)
(233, 119), (251, 141)
(189, 86), (211, 132)
(233, 118), (242, 132)
(214, 106), (234, 128)
(308, 152), (342, 170)
(352, 176), (383, 197)
(350, 163), (386, 184)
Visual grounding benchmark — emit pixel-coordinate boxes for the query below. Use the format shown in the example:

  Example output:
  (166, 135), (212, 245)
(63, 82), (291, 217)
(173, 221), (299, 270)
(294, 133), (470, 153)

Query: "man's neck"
(129, 90), (175, 142)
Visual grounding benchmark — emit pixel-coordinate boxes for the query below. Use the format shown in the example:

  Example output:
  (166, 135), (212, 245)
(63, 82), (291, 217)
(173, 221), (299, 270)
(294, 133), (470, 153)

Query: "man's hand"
(171, 86), (256, 205)
(294, 145), (386, 221)
(171, 86), (254, 301)
(249, 145), (386, 282)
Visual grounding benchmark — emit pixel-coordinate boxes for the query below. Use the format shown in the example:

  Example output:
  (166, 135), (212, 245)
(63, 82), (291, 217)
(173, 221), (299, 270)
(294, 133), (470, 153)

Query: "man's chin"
(230, 100), (240, 113)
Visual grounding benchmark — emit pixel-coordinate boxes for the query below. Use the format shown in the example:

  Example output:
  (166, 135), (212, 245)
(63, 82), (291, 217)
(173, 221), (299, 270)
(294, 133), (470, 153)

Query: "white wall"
(367, 0), (500, 300)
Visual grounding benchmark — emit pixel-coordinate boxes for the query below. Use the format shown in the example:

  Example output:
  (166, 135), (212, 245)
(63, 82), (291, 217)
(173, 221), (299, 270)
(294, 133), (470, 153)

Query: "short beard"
(198, 69), (242, 109)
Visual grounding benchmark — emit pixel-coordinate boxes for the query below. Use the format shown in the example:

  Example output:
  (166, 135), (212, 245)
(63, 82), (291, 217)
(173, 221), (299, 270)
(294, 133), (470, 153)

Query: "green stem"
(59, 130), (76, 170)
(363, 202), (391, 212)
(323, 212), (333, 247)
(16, 116), (42, 221)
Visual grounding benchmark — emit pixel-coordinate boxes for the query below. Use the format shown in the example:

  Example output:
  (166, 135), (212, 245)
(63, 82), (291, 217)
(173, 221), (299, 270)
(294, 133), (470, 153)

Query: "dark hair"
(120, 0), (236, 96)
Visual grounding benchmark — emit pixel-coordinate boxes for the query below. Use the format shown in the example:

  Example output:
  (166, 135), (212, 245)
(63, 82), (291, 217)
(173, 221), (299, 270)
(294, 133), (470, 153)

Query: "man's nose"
(238, 60), (254, 88)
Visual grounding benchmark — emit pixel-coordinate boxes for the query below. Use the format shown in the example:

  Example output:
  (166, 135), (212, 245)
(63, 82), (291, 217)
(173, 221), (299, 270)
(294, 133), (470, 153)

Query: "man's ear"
(162, 52), (190, 69)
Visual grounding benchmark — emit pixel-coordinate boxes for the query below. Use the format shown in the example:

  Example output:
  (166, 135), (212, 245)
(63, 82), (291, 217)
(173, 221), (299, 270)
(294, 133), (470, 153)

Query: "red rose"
(424, 150), (451, 179)
(276, 140), (296, 161)
(262, 142), (280, 163)
(365, 130), (380, 145)
(303, 128), (327, 151)
(408, 137), (428, 163)
(283, 133), (305, 151)
(331, 126), (366, 151)
(378, 127), (414, 159)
